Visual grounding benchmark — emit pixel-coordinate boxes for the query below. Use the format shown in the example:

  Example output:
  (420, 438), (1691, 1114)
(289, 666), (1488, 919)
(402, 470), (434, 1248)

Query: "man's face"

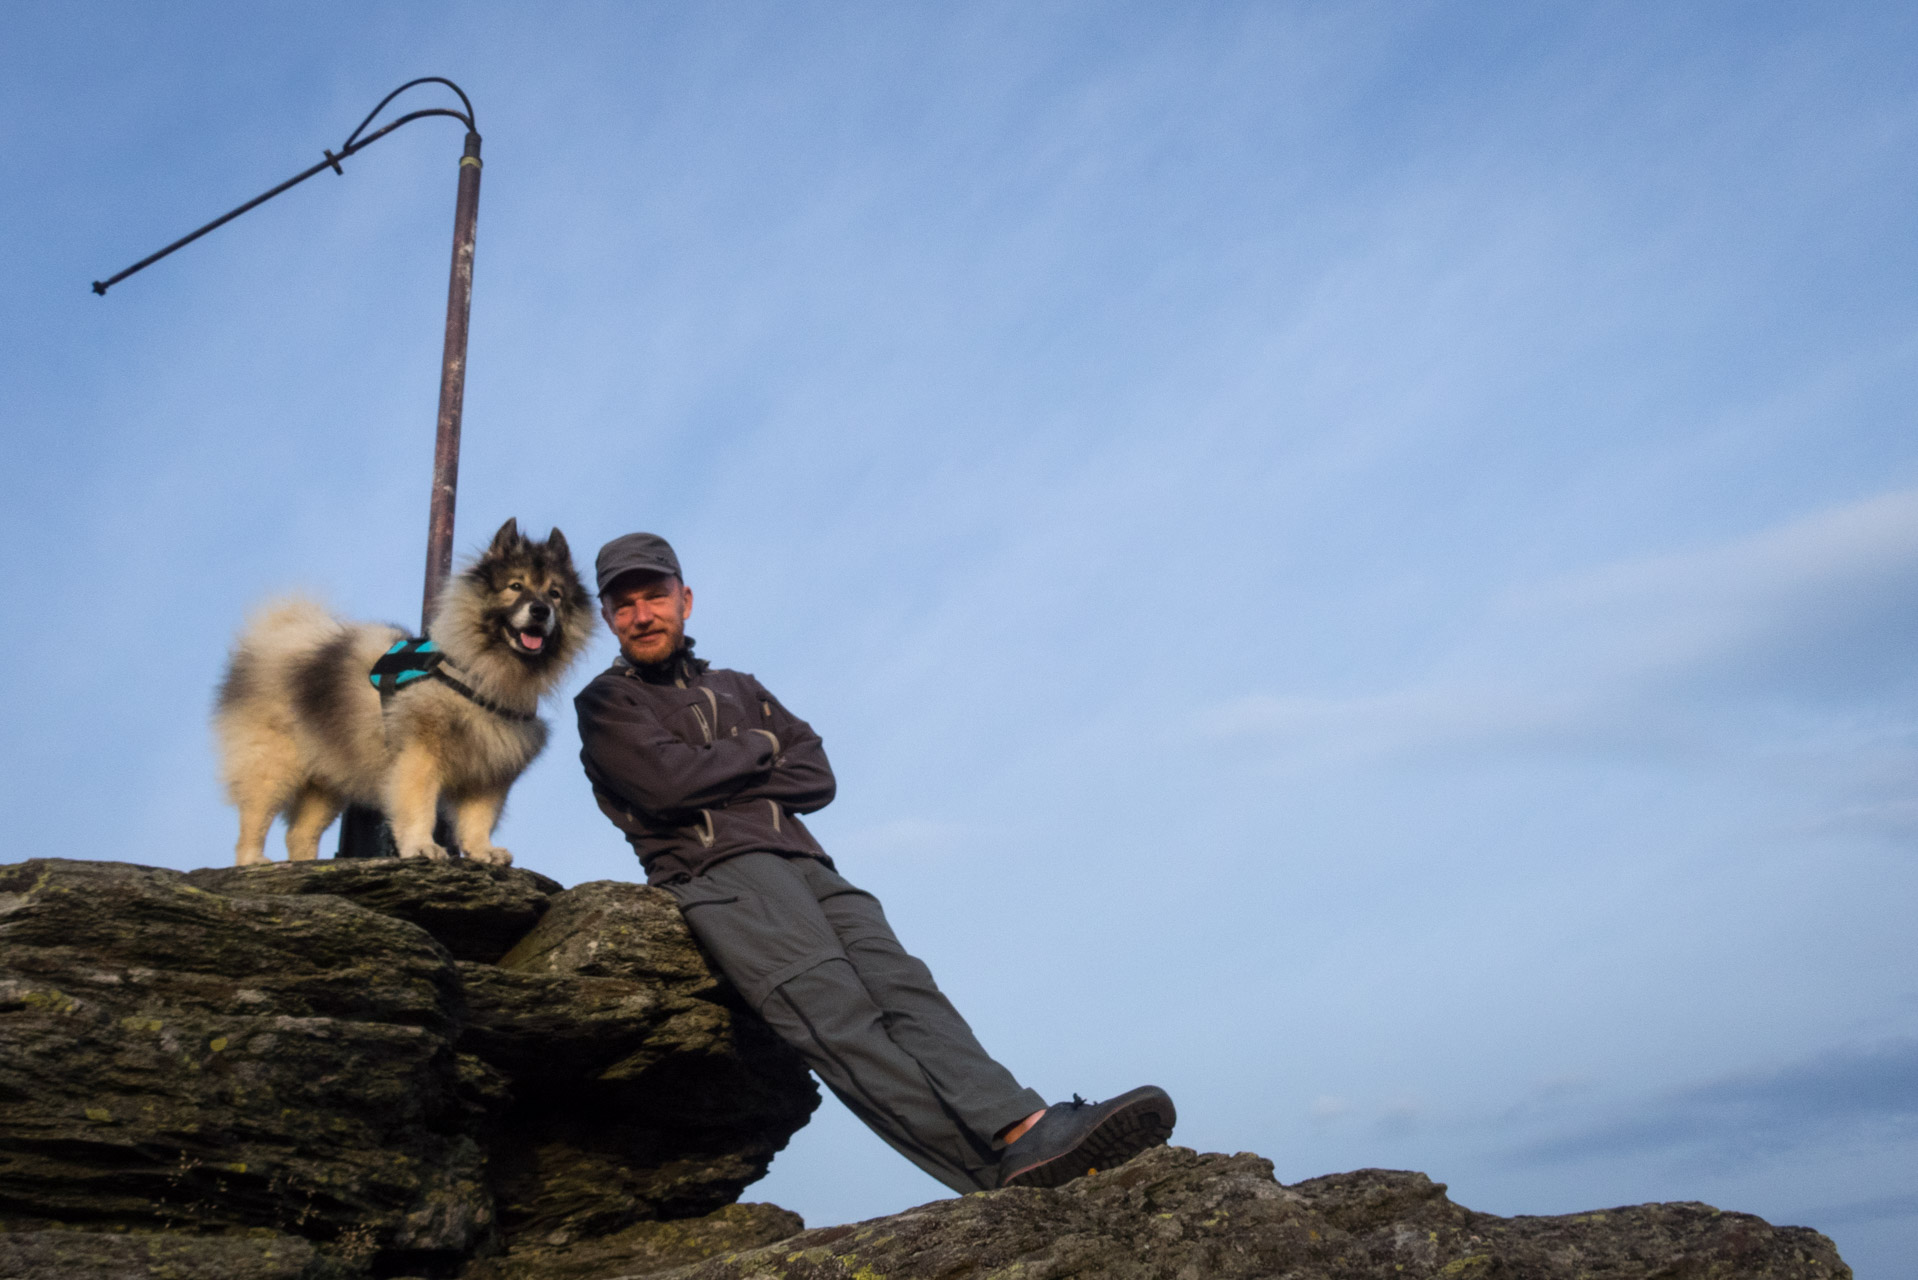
(601, 572), (694, 666)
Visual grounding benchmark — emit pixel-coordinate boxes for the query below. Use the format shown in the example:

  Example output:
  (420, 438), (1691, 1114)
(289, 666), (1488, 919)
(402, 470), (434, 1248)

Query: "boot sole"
(999, 1087), (1176, 1189)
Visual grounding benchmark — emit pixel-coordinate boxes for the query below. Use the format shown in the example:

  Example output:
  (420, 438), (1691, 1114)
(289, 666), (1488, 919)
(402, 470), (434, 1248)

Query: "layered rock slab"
(0, 1229), (356, 1280)
(479, 882), (819, 1244)
(0, 858), (491, 1266)
(0, 858), (818, 1277)
(185, 859), (564, 963)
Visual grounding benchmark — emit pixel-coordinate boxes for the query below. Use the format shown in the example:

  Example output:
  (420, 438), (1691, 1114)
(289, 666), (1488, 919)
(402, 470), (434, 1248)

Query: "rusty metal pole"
(421, 129), (483, 629)
(85, 79), (486, 861)
(338, 127), (483, 858)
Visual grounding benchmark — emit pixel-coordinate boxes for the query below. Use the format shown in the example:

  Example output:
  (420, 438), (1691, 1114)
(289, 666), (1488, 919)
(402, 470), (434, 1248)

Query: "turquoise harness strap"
(368, 637), (537, 723)
(369, 637), (443, 698)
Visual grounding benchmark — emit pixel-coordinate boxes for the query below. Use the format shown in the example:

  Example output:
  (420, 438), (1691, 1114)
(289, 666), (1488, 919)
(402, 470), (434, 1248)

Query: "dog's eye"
(508, 581), (525, 592)
(547, 588), (561, 600)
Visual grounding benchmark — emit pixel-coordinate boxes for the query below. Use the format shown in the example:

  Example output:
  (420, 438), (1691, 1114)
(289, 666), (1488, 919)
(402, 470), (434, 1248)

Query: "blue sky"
(5, 3), (1917, 1274)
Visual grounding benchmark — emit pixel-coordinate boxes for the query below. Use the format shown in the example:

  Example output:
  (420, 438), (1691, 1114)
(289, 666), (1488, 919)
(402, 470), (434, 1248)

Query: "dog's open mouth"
(508, 628), (548, 655)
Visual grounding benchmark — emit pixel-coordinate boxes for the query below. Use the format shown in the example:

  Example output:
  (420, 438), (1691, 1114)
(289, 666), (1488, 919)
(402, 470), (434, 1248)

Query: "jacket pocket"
(662, 692), (715, 746)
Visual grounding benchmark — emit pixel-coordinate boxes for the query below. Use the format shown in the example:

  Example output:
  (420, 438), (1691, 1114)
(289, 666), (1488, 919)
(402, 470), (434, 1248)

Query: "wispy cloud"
(1310, 1094), (1354, 1123)
(1513, 1038), (1918, 1167)
(1306, 1092), (1424, 1137)
(1795, 1191), (1918, 1228)
(1201, 488), (1918, 764)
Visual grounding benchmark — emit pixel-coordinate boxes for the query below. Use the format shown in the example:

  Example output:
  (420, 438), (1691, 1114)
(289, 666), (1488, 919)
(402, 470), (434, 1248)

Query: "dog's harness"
(369, 637), (537, 723)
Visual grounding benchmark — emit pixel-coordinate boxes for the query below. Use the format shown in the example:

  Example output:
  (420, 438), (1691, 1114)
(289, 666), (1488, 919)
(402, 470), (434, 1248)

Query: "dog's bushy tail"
(214, 596), (338, 727)
(243, 595), (334, 642)
(227, 596), (347, 671)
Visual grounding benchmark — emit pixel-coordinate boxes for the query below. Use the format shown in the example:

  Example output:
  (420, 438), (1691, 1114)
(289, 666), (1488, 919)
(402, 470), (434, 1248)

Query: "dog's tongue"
(519, 632), (545, 652)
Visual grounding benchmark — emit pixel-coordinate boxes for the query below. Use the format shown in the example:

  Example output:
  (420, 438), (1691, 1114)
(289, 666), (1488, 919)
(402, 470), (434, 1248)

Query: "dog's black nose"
(528, 601), (551, 622)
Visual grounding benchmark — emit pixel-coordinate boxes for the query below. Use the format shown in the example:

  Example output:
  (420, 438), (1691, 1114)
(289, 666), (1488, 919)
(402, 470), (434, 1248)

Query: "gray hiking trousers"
(665, 853), (1045, 1193)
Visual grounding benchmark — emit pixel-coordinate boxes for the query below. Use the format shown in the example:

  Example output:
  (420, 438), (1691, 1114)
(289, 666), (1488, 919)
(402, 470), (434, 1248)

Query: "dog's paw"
(399, 842), (452, 862)
(467, 845), (514, 867)
(234, 851), (271, 867)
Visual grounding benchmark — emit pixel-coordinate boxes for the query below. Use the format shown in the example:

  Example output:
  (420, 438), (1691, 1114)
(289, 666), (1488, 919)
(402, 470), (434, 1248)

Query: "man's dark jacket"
(575, 645), (836, 884)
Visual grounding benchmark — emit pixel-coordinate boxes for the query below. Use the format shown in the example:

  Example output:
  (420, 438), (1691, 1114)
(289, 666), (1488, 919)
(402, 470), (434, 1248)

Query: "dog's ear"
(545, 528), (571, 562)
(488, 518), (521, 557)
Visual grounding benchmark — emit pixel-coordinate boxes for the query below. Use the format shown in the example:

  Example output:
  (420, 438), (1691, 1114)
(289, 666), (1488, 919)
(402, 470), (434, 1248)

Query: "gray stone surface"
(185, 859), (563, 963)
(0, 858), (491, 1267)
(629, 1146), (1851, 1280)
(0, 857), (1853, 1280)
(636, 1151), (1848, 1280)
(458, 1202), (804, 1280)
(478, 880), (819, 1244)
(0, 1229), (355, 1280)
(496, 880), (720, 997)
(0, 858), (818, 1278)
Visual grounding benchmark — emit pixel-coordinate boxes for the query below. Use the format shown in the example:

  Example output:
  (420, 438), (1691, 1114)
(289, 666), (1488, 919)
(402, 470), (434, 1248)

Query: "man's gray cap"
(595, 532), (683, 595)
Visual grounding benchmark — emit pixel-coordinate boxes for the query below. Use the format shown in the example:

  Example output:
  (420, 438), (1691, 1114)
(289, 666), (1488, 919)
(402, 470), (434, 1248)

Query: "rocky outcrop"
(637, 1145), (1852, 1280)
(0, 856), (1853, 1280)
(467, 883), (817, 1245)
(0, 858), (817, 1277)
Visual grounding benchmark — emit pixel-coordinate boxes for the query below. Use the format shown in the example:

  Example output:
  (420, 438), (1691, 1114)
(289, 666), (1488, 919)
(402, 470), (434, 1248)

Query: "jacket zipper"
(768, 798), (782, 832)
(690, 703), (714, 745)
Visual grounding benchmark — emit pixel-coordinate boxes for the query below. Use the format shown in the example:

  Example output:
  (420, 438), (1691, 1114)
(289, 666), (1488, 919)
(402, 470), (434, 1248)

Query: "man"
(575, 532), (1175, 1193)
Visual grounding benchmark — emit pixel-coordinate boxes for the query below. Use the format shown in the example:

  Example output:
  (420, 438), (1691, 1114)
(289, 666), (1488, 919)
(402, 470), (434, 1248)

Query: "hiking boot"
(995, 1085), (1176, 1189)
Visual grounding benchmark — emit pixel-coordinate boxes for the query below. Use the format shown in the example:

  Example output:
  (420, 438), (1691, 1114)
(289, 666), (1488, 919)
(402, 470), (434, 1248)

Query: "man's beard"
(625, 625), (685, 667)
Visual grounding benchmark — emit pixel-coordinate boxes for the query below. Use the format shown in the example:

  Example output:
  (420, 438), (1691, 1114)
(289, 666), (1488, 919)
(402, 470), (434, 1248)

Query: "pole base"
(335, 804), (458, 859)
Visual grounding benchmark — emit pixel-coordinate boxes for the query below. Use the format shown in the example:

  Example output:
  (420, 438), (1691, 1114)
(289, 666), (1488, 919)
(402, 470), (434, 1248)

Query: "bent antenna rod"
(91, 76), (484, 629)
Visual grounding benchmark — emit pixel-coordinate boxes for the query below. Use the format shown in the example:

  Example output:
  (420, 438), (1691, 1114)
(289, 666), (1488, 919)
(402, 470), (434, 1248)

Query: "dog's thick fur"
(214, 520), (594, 867)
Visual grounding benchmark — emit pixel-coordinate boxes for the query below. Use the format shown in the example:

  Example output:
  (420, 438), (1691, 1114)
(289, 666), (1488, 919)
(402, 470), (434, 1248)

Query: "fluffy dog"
(214, 519), (594, 866)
